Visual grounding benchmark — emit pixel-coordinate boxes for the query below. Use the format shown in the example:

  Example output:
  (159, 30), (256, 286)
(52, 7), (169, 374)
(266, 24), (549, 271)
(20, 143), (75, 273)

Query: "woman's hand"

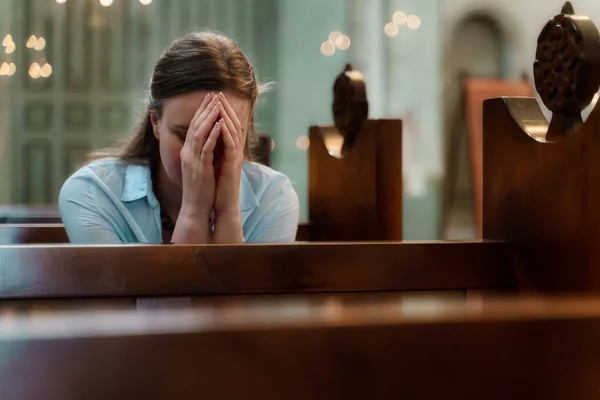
(212, 92), (245, 243)
(172, 92), (222, 243)
(213, 92), (245, 216)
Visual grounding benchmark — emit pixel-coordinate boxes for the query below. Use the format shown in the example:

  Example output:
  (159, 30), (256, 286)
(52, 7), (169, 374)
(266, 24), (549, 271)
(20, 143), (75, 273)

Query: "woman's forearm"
(212, 211), (244, 244)
(171, 209), (212, 244)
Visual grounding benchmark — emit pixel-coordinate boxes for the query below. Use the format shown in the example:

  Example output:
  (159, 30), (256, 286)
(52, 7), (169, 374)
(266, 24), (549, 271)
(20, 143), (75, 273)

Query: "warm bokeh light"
(99, 0), (114, 7)
(34, 37), (46, 51)
(296, 136), (310, 150)
(384, 22), (399, 37)
(393, 11), (407, 26)
(5, 42), (15, 54)
(7, 63), (16, 76)
(0, 63), (9, 76)
(2, 35), (12, 47)
(28, 62), (41, 79)
(26, 35), (37, 49)
(320, 41), (335, 56)
(40, 63), (53, 78)
(328, 31), (342, 43)
(335, 35), (351, 50)
(407, 15), (421, 29)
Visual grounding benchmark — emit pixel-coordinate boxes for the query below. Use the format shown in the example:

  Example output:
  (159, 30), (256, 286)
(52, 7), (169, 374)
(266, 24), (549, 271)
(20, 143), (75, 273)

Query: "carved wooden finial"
(561, 1), (575, 15)
(332, 64), (369, 152)
(533, 3), (600, 140)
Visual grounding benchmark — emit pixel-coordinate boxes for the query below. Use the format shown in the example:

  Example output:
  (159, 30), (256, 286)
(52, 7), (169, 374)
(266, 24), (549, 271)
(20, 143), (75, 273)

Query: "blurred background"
(0, 0), (599, 240)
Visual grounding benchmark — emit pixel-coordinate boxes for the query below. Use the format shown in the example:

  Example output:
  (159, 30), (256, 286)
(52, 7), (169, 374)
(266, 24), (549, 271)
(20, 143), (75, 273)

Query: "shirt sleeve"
(58, 174), (125, 244)
(246, 175), (300, 243)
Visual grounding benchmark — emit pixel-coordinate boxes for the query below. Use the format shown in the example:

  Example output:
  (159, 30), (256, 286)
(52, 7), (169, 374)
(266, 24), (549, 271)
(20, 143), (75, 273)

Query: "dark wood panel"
(309, 120), (403, 241)
(1, 294), (600, 399)
(0, 241), (515, 299)
(0, 224), (68, 244)
(483, 97), (600, 292)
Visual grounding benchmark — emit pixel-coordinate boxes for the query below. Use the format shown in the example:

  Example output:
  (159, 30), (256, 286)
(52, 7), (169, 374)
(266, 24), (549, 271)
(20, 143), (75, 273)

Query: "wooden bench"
(0, 224), (68, 244)
(2, 292), (600, 399)
(0, 241), (514, 299)
(0, 223), (314, 244)
(1, 4), (600, 298)
(0, 204), (61, 223)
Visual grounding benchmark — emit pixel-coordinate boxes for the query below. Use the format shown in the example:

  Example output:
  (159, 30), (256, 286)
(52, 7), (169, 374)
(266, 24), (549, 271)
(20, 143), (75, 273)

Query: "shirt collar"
(120, 161), (258, 212)
(121, 163), (153, 203)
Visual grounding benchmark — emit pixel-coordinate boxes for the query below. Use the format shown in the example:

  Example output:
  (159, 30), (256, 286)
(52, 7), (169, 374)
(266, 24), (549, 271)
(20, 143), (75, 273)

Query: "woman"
(59, 31), (299, 244)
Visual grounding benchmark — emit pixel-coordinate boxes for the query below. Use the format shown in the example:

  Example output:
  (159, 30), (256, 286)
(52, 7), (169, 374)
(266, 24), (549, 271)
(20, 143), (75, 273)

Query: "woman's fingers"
(219, 118), (237, 155)
(191, 104), (221, 155)
(189, 95), (220, 138)
(200, 121), (222, 166)
(218, 93), (243, 143)
(217, 102), (240, 148)
(184, 93), (215, 147)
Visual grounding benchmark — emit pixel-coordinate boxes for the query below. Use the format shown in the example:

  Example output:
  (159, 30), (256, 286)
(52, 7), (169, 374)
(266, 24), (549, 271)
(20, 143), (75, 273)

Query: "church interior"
(1, 0), (600, 397)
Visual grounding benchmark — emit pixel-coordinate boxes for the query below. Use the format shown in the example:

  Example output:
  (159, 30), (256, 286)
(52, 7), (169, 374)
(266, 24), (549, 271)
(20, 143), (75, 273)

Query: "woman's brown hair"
(89, 30), (267, 169)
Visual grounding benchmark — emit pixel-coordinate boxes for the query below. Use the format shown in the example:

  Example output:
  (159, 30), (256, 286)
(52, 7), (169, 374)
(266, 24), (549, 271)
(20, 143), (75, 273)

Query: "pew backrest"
(0, 224), (69, 244)
(0, 222), (314, 244)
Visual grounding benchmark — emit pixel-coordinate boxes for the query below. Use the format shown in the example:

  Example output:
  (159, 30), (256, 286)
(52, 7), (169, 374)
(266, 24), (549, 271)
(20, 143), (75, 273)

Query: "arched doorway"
(442, 13), (508, 240)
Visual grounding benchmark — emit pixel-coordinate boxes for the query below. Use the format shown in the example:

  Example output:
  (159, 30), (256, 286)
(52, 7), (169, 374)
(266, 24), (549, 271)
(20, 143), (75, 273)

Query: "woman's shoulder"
(242, 162), (299, 206)
(242, 162), (294, 190)
(60, 157), (149, 200)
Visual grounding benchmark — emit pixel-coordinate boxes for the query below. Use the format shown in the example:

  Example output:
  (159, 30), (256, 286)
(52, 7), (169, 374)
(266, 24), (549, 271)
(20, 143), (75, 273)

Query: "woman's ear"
(150, 111), (160, 140)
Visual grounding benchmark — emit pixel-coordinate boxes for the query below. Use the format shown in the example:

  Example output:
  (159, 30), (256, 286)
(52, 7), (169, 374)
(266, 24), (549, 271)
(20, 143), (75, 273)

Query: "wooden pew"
(0, 242), (514, 299)
(0, 204), (61, 223)
(482, 2), (600, 292)
(309, 65), (403, 241)
(2, 293), (600, 399)
(0, 223), (314, 244)
(0, 224), (68, 244)
(2, 4), (600, 299)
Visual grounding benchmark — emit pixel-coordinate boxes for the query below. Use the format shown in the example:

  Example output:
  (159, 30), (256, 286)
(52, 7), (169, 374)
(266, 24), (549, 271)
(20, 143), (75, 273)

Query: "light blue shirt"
(58, 158), (300, 244)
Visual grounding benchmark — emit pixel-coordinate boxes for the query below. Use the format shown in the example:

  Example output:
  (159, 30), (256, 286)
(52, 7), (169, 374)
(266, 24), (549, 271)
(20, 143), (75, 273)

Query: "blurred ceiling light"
(34, 37), (46, 51)
(56, 0), (67, 3)
(2, 35), (12, 47)
(384, 22), (399, 37)
(328, 31), (342, 43)
(139, 0), (153, 5)
(320, 41), (335, 56)
(296, 136), (310, 150)
(0, 63), (8, 76)
(335, 35), (351, 50)
(7, 63), (16, 76)
(5, 42), (15, 54)
(407, 15), (421, 29)
(40, 63), (53, 78)
(393, 11), (407, 26)
(99, 0), (114, 7)
(26, 35), (37, 48)
(29, 62), (41, 79)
